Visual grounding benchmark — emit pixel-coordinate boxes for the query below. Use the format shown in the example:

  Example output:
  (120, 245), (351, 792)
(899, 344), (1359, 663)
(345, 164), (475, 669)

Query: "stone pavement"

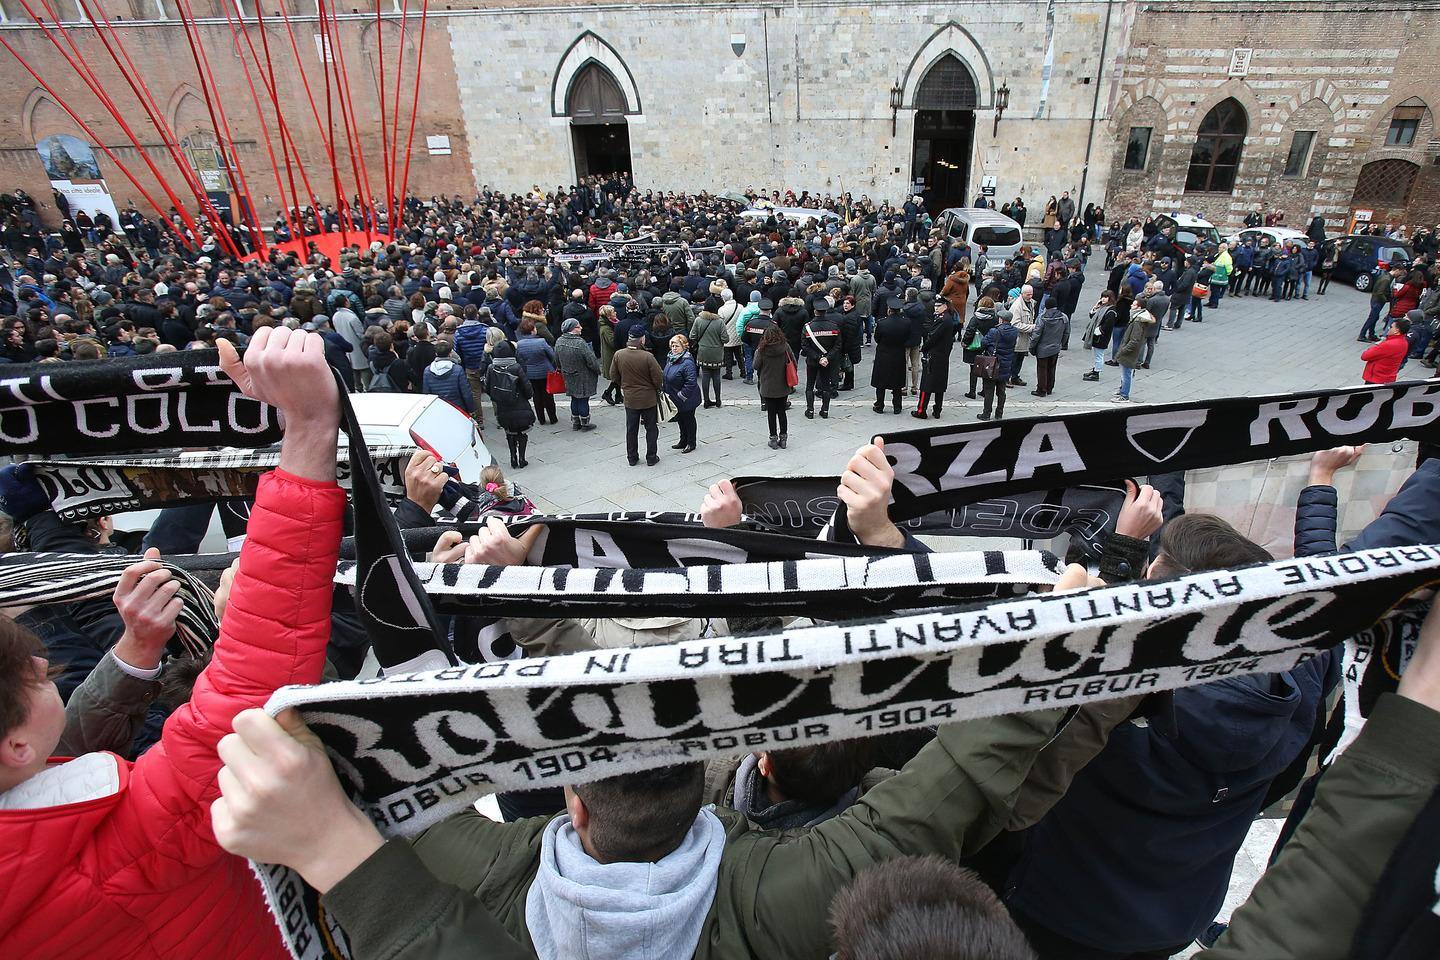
(508, 270), (1384, 515)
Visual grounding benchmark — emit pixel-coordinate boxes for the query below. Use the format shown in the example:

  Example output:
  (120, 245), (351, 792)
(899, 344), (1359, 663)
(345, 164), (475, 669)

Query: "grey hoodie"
(525, 810), (726, 960)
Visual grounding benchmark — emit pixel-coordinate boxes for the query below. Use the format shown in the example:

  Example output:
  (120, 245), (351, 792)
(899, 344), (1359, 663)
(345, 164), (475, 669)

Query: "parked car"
(935, 207), (1026, 266)
(1227, 226), (1310, 249)
(1153, 213), (1223, 258)
(739, 206), (841, 227)
(345, 393), (495, 480)
(1321, 234), (1415, 291)
(110, 395), (495, 550)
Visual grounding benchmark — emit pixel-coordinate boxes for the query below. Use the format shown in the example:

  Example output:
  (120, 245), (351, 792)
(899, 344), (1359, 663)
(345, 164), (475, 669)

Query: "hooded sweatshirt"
(525, 810), (726, 960)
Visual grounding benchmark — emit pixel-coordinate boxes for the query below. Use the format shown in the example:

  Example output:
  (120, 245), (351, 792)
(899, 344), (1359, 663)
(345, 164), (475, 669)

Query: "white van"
(936, 208), (1026, 265)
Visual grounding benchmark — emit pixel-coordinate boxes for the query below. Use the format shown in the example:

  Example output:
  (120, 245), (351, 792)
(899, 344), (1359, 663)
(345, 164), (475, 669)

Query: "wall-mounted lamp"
(993, 80), (1011, 137)
(889, 82), (904, 137)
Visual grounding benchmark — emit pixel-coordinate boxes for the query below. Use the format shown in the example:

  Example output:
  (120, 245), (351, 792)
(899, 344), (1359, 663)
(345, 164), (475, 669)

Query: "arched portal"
(567, 62), (632, 181)
(911, 54), (978, 213)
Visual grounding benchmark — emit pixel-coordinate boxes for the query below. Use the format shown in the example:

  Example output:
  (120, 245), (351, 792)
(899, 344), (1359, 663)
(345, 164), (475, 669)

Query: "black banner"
(0, 352), (282, 454)
(736, 383), (1440, 527)
(734, 475), (1129, 549)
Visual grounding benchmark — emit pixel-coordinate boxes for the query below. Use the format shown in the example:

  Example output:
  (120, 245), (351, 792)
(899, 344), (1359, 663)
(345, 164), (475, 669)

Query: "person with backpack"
(367, 331), (411, 393)
(421, 339), (475, 416)
(481, 340), (536, 469)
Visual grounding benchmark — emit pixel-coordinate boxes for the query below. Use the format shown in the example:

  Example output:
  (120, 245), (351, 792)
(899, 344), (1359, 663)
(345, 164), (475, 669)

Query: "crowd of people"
(3, 180), (1440, 959)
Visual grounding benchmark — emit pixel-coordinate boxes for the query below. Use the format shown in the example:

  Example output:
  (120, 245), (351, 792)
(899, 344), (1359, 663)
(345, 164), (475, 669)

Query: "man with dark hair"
(705, 739), (881, 831)
(831, 856), (1036, 960)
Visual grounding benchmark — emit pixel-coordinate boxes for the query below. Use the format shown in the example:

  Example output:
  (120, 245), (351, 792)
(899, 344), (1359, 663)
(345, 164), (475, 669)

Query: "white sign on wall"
(426, 135), (452, 156)
(1228, 48), (1253, 77)
(314, 34), (333, 64)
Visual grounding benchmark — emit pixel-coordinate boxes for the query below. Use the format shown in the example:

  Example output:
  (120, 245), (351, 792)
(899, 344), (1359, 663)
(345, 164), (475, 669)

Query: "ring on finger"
(430, 463), (443, 475)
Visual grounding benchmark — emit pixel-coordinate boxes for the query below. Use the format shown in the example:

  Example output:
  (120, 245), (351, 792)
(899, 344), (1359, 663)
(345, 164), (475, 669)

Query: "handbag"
(545, 369), (566, 394)
(656, 390), (679, 423)
(972, 353), (1000, 381)
(784, 355), (799, 389)
(1192, 283), (1210, 298)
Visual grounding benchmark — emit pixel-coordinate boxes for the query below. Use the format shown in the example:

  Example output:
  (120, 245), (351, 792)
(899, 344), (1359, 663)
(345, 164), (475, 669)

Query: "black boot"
(778, 433), (787, 448)
(579, 416), (597, 432)
(517, 433), (529, 468)
(571, 416), (582, 431)
(507, 434), (519, 468)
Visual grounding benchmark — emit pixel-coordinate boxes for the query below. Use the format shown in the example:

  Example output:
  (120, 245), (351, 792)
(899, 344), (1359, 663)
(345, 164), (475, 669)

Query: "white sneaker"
(1111, 394), (1129, 403)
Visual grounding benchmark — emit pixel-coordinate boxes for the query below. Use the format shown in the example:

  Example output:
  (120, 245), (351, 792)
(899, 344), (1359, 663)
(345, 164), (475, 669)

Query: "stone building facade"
(0, 0), (1434, 233)
(1103, 3), (1440, 232)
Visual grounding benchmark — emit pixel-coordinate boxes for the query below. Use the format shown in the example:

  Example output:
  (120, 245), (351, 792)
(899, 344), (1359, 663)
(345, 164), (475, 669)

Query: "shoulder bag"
(657, 389), (679, 422)
(972, 352), (1000, 381)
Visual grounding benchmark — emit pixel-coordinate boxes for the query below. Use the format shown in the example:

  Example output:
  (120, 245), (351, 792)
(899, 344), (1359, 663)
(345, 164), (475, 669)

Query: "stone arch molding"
(899, 22), (995, 110)
(165, 84), (210, 135)
(1272, 79), (1347, 128)
(551, 32), (641, 118)
(1111, 80), (1178, 126)
(21, 88), (76, 144)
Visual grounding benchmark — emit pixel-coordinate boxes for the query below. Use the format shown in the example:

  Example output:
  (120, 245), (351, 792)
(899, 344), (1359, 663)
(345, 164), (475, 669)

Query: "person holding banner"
(0, 328), (344, 960)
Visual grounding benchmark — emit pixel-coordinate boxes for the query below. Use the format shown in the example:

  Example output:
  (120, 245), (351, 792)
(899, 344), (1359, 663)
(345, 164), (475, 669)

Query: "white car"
(1226, 226), (1311, 250)
(111, 395), (493, 552)
(740, 206), (841, 226)
(345, 393), (494, 482)
(935, 207), (1026, 266)
(1152, 213), (1224, 257)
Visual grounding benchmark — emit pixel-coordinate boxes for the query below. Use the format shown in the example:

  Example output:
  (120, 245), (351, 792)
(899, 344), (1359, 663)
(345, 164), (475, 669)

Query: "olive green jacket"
(58, 653), (162, 758)
(322, 708), (1063, 960)
(1206, 692), (1440, 960)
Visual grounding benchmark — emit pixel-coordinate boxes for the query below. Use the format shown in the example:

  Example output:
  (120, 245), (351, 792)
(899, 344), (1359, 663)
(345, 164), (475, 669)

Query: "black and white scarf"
(27, 446), (419, 522)
(0, 552), (217, 658)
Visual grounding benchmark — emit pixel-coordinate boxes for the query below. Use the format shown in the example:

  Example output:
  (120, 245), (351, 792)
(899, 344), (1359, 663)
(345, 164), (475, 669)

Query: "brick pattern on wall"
(1103, 8), (1440, 232)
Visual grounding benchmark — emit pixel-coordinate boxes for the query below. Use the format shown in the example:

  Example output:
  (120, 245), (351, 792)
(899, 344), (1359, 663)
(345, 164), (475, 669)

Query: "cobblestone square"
(519, 273), (1387, 516)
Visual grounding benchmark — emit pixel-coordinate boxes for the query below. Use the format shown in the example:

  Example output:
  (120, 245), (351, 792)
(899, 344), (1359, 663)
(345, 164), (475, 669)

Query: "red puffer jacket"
(0, 469), (345, 959)
(1361, 330), (1410, 384)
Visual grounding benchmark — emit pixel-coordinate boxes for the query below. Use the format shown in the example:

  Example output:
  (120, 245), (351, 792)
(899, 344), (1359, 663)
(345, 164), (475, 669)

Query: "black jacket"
(836, 308), (864, 362)
(902, 302), (927, 347)
(800, 316), (841, 366)
(774, 298), (809, 356)
(870, 312), (910, 391)
(919, 312), (957, 393)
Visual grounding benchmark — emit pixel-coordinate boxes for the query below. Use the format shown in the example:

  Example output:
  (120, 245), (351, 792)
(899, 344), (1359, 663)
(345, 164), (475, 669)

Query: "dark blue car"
(1323, 234), (1413, 291)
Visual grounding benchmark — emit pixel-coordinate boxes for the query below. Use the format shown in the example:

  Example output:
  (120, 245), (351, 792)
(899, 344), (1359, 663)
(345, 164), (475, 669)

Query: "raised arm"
(129, 329), (345, 811)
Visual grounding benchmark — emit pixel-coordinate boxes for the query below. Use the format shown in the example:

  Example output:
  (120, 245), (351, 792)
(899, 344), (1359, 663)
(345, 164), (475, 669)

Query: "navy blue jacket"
(453, 320), (491, 370)
(980, 322), (1019, 380)
(422, 358), (475, 414)
(662, 351), (701, 412)
(1007, 653), (1332, 952)
(514, 334), (557, 380)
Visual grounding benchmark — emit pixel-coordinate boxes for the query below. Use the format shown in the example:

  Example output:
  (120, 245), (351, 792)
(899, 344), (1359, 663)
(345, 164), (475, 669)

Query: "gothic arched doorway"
(911, 55), (977, 214)
(568, 62), (632, 180)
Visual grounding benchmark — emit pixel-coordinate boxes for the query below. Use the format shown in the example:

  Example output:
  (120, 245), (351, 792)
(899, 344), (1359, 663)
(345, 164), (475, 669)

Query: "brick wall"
(1102, 3), (1440, 232)
(0, 11), (472, 229)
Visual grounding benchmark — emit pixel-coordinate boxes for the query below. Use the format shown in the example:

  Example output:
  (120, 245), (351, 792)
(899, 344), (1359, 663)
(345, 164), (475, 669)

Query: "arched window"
(1352, 159), (1420, 206)
(566, 63), (627, 124)
(914, 55), (978, 110)
(1185, 98), (1247, 193)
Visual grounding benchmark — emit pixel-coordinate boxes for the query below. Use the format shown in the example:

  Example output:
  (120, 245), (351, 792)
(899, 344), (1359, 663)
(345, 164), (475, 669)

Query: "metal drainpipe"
(1078, 0), (1115, 211)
